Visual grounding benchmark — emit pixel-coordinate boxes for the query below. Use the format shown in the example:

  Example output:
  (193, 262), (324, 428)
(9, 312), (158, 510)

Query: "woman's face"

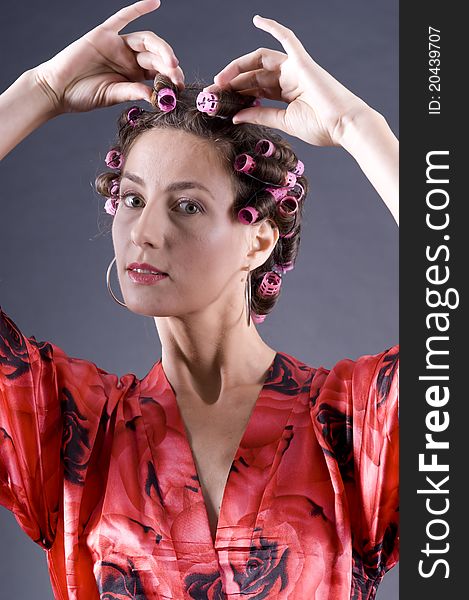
(112, 128), (253, 319)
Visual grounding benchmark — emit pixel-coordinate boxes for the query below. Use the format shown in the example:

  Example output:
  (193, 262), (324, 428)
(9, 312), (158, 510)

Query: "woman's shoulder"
(277, 343), (399, 379)
(276, 343), (399, 409)
(0, 304), (139, 398)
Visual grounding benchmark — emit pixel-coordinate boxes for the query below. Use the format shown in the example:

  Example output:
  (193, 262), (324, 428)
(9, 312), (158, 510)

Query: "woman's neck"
(153, 311), (276, 405)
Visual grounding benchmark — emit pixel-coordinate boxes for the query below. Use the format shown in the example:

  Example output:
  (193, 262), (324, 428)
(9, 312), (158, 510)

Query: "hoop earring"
(106, 256), (127, 308)
(245, 270), (252, 327)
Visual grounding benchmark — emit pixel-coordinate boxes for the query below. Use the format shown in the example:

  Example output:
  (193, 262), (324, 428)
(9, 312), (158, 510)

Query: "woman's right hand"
(33, 0), (184, 116)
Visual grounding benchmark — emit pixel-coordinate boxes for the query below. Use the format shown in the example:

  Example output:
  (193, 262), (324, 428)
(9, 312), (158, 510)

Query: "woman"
(0, 0), (399, 598)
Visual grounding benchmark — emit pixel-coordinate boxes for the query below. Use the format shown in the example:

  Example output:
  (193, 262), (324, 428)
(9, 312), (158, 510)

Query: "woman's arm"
(338, 108), (399, 226)
(205, 15), (399, 227)
(0, 69), (57, 161)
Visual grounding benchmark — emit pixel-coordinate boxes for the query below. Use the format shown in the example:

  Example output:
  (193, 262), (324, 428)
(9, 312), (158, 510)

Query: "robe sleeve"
(310, 343), (399, 596)
(0, 305), (122, 550)
(349, 344), (399, 589)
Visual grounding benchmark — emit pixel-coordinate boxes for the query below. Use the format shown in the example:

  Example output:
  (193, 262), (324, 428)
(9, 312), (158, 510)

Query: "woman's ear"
(246, 218), (279, 269)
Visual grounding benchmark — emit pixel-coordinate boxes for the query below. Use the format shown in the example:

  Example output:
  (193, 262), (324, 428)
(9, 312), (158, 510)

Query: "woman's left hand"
(203, 15), (372, 148)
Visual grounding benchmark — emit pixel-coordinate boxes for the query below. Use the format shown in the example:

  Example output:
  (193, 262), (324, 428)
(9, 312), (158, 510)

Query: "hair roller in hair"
(104, 197), (117, 216)
(151, 74), (178, 112)
(279, 223), (297, 239)
(284, 171), (297, 188)
(291, 182), (305, 201)
(105, 149), (123, 169)
(234, 153), (256, 174)
(238, 207), (260, 225)
(277, 196), (299, 218)
(254, 139), (276, 157)
(156, 88), (177, 112)
(127, 106), (144, 127)
(265, 186), (289, 202)
(251, 312), (267, 324)
(109, 178), (120, 198)
(258, 271), (282, 298)
(196, 89), (257, 119)
(293, 159), (304, 176)
(196, 92), (219, 116)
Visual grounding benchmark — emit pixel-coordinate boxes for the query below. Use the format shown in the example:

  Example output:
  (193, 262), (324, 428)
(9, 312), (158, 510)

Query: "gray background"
(0, 0), (398, 597)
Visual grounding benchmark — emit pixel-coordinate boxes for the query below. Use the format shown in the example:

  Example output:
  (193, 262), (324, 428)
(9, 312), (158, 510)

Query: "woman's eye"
(120, 193), (144, 209)
(176, 199), (202, 215)
(117, 194), (202, 215)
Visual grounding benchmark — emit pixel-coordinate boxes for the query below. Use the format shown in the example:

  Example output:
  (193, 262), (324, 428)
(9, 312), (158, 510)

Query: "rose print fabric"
(0, 304), (399, 600)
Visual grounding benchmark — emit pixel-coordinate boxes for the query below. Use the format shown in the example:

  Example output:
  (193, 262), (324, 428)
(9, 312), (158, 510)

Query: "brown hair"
(95, 76), (309, 322)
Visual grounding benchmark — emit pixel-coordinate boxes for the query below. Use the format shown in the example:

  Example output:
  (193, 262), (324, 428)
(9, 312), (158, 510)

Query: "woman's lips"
(127, 271), (169, 285)
(126, 262), (169, 285)
(127, 262), (167, 274)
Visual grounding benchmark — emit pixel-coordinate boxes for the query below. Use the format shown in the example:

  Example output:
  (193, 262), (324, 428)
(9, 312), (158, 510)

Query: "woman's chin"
(123, 296), (173, 317)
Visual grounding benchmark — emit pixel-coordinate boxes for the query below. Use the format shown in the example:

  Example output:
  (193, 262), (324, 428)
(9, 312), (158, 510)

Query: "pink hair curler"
(292, 182), (305, 201)
(254, 139), (276, 157)
(109, 179), (120, 198)
(196, 91), (219, 115)
(293, 159), (304, 176)
(277, 196), (299, 217)
(157, 88), (177, 112)
(105, 149), (123, 170)
(265, 186), (289, 202)
(238, 207), (260, 224)
(258, 271), (282, 298)
(127, 106), (143, 127)
(251, 312), (267, 324)
(104, 197), (117, 216)
(279, 227), (296, 239)
(284, 171), (297, 188)
(234, 153), (256, 174)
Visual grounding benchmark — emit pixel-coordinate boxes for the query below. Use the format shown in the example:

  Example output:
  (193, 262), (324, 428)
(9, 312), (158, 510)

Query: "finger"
(252, 15), (307, 57)
(108, 81), (155, 104)
(212, 48), (285, 86)
(122, 31), (179, 68)
(102, 0), (161, 34)
(135, 52), (185, 89)
(215, 69), (282, 96)
(232, 106), (287, 130)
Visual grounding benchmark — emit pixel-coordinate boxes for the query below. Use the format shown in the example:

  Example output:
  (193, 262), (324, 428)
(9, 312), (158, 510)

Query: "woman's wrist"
(335, 104), (384, 152)
(335, 105), (399, 225)
(0, 68), (60, 160)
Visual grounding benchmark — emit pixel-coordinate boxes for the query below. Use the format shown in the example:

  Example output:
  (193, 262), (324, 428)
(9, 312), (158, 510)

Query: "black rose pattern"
(96, 558), (148, 599)
(376, 349), (399, 408)
(351, 549), (380, 600)
(351, 521), (399, 600)
(184, 569), (226, 599)
(127, 517), (162, 545)
(265, 354), (314, 397)
(231, 535), (290, 599)
(144, 460), (164, 505)
(0, 310), (52, 379)
(61, 386), (91, 485)
(306, 498), (328, 522)
(316, 402), (354, 482)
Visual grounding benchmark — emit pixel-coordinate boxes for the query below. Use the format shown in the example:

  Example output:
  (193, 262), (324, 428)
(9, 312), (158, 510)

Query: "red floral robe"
(0, 304), (399, 599)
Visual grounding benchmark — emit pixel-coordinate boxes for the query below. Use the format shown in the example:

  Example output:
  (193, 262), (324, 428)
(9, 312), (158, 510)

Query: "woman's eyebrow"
(121, 171), (215, 199)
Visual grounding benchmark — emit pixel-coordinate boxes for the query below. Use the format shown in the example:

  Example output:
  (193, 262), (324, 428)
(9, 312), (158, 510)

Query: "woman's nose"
(130, 205), (164, 248)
